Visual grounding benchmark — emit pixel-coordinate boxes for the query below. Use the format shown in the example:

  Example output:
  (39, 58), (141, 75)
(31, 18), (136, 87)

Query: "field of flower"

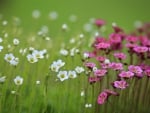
(0, 1), (150, 113)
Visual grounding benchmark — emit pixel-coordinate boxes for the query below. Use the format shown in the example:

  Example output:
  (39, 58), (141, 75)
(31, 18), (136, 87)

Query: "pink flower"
(88, 76), (100, 84)
(126, 43), (138, 48)
(95, 42), (110, 49)
(85, 62), (96, 69)
(119, 71), (134, 79)
(114, 52), (126, 60)
(95, 19), (106, 27)
(113, 80), (129, 89)
(144, 69), (150, 77)
(126, 35), (138, 43)
(94, 69), (107, 77)
(104, 89), (119, 96)
(133, 46), (148, 53)
(96, 56), (106, 63)
(109, 62), (123, 71)
(97, 92), (108, 104)
(109, 33), (122, 43)
(128, 65), (143, 74)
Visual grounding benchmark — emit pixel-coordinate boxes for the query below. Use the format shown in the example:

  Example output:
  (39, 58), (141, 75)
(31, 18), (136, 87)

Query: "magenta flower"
(104, 89), (119, 96)
(85, 62), (96, 69)
(133, 46), (148, 53)
(96, 56), (106, 63)
(126, 35), (138, 43)
(94, 69), (107, 77)
(126, 43), (138, 49)
(113, 80), (129, 89)
(97, 92), (108, 104)
(95, 42), (110, 49)
(109, 62), (123, 71)
(95, 19), (105, 27)
(88, 76), (100, 84)
(145, 69), (150, 77)
(128, 65), (143, 74)
(114, 52), (126, 60)
(109, 33), (122, 43)
(119, 71), (134, 79)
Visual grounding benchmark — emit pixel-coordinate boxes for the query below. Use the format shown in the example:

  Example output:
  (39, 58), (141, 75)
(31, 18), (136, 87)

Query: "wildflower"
(113, 80), (128, 89)
(126, 35), (138, 43)
(2, 20), (8, 26)
(60, 49), (68, 56)
(133, 46), (148, 53)
(109, 33), (122, 43)
(114, 52), (126, 60)
(36, 80), (40, 85)
(27, 54), (38, 63)
(0, 37), (3, 43)
(145, 69), (150, 77)
(32, 50), (44, 59)
(128, 65), (143, 74)
(75, 66), (85, 74)
(62, 24), (68, 30)
(104, 89), (119, 96)
(119, 71), (134, 79)
(50, 62), (60, 72)
(13, 38), (20, 45)
(11, 91), (16, 94)
(83, 23), (93, 32)
(95, 19), (105, 27)
(49, 11), (58, 20)
(96, 56), (106, 62)
(68, 71), (77, 79)
(88, 76), (100, 84)
(57, 71), (68, 81)
(4, 53), (15, 62)
(94, 69), (107, 77)
(85, 62), (96, 69)
(14, 76), (23, 85)
(95, 42), (110, 49)
(0, 45), (3, 52)
(109, 62), (123, 71)
(10, 57), (19, 66)
(80, 90), (85, 96)
(92, 67), (98, 72)
(0, 76), (6, 83)
(97, 91), (108, 104)
(85, 103), (92, 108)
(69, 14), (77, 22)
(32, 10), (40, 19)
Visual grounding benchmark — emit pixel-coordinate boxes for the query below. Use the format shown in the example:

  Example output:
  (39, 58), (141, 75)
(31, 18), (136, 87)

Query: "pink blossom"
(95, 19), (106, 27)
(97, 92), (108, 104)
(144, 69), (150, 77)
(126, 35), (138, 43)
(133, 46), (148, 53)
(100, 63), (110, 69)
(119, 71), (134, 78)
(88, 76), (100, 84)
(96, 56), (106, 63)
(95, 42), (110, 49)
(126, 43), (138, 48)
(85, 62), (96, 69)
(128, 65), (143, 74)
(109, 62), (123, 71)
(109, 33), (122, 43)
(94, 69), (107, 77)
(114, 52), (126, 60)
(104, 89), (119, 96)
(113, 80), (128, 89)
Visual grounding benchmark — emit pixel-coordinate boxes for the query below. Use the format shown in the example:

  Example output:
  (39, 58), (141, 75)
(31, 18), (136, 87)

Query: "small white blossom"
(27, 54), (38, 63)
(92, 67), (98, 72)
(4, 53), (15, 62)
(11, 91), (16, 94)
(36, 80), (40, 85)
(32, 10), (40, 19)
(75, 66), (85, 74)
(69, 38), (75, 44)
(104, 59), (110, 64)
(13, 38), (20, 45)
(68, 71), (77, 79)
(2, 20), (8, 26)
(60, 49), (68, 56)
(83, 53), (89, 59)
(32, 50), (44, 59)
(0, 37), (3, 43)
(10, 58), (19, 66)
(57, 71), (68, 81)
(14, 76), (23, 85)
(0, 76), (6, 83)
(4, 33), (8, 38)
(62, 24), (68, 30)
(85, 103), (92, 108)
(69, 14), (77, 22)
(49, 11), (58, 20)
(0, 46), (3, 52)
(50, 59), (65, 72)
(79, 34), (84, 38)
(83, 23), (93, 32)
(80, 90), (85, 96)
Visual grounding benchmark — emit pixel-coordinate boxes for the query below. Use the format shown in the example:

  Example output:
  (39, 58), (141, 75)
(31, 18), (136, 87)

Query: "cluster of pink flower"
(84, 19), (150, 105)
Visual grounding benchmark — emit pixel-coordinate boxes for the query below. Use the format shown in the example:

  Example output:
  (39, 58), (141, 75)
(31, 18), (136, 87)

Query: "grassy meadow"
(0, 0), (150, 113)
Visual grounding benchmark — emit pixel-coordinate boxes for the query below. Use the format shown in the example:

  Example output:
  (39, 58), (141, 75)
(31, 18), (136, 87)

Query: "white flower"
(80, 90), (85, 96)
(50, 62), (60, 72)
(60, 49), (68, 56)
(4, 53), (15, 62)
(13, 38), (20, 45)
(0, 76), (6, 83)
(49, 11), (58, 20)
(57, 71), (68, 81)
(75, 66), (85, 74)
(10, 57), (19, 66)
(68, 71), (77, 79)
(27, 54), (38, 63)
(11, 91), (16, 94)
(0, 37), (3, 43)
(69, 14), (77, 22)
(0, 46), (3, 52)
(32, 50), (44, 59)
(92, 67), (98, 72)
(83, 53), (89, 59)
(56, 59), (65, 68)
(36, 80), (40, 85)
(83, 23), (93, 32)
(14, 76), (23, 85)
(79, 34), (84, 38)
(104, 59), (110, 64)
(69, 38), (75, 44)
(32, 10), (40, 19)
(85, 103), (92, 108)
(4, 33), (8, 38)
(19, 48), (27, 55)
(62, 24), (68, 30)
(2, 20), (8, 26)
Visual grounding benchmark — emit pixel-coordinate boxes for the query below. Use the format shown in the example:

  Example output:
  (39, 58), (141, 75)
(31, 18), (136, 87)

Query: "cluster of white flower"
(4, 53), (19, 66)
(50, 59), (65, 72)
(60, 47), (80, 57)
(27, 49), (47, 63)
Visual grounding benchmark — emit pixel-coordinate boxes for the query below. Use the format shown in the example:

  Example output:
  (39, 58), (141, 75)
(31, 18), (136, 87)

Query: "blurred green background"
(0, 0), (150, 30)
